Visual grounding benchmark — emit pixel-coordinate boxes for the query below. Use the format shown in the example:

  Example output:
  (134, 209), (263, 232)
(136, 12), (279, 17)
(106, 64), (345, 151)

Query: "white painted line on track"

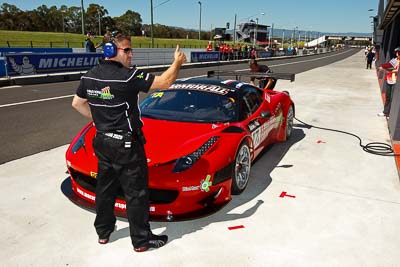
(1, 50), (354, 108)
(0, 94), (75, 108)
(0, 85), (22, 90)
(236, 49), (354, 71)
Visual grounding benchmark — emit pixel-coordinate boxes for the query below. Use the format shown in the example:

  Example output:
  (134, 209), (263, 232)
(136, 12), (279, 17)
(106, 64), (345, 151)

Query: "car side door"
(238, 85), (272, 153)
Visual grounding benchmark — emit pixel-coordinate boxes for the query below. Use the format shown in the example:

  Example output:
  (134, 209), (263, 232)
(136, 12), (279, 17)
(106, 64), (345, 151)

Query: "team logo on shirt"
(100, 86), (114, 100)
(87, 86), (115, 100)
(137, 72), (145, 79)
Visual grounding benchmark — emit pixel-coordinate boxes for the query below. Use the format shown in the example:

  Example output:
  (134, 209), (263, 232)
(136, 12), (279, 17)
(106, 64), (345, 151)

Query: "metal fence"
(0, 41), (205, 49)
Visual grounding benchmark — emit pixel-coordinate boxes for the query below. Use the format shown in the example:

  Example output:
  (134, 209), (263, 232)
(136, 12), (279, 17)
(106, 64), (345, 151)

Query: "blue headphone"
(103, 42), (117, 58)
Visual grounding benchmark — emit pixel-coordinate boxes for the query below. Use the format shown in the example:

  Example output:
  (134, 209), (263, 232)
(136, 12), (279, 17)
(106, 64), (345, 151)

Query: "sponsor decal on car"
(115, 202), (126, 209)
(251, 117), (280, 148)
(151, 92), (164, 98)
(90, 171), (97, 178)
(235, 82), (245, 89)
(77, 187), (96, 201)
(182, 185), (200, 192)
(265, 93), (271, 103)
(200, 175), (212, 192)
(169, 83), (230, 95)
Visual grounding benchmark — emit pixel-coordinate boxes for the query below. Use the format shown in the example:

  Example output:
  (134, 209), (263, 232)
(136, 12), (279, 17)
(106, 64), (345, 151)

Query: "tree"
(67, 6), (84, 34)
(114, 10), (142, 36)
(85, 4), (109, 35)
(0, 3), (23, 30)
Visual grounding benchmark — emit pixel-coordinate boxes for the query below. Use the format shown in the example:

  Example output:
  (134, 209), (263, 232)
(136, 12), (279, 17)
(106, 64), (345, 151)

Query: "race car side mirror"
(260, 111), (271, 119)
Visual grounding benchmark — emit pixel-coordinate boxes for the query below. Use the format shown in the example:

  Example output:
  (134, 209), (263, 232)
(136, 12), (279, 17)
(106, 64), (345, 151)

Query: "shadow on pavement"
(60, 127), (306, 245)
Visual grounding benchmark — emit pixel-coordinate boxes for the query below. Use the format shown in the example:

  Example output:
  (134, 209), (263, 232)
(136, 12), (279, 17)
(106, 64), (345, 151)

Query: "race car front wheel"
(232, 142), (251, 195)
(286, 105), (294, 139)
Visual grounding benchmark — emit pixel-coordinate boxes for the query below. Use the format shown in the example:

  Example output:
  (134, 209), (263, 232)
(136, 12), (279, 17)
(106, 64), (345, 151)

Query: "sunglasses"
(117, 47), (133, 54)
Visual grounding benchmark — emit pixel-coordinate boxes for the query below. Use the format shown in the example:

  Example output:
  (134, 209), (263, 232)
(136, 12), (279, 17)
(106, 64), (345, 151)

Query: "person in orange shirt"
(219, 43), (224, 60)
(229, 44), (234, 60)
(237, 43), (242, 59)
(223, 43), (229, 60)
(378, 47), (400, 117)
(206, 41), (213, 52)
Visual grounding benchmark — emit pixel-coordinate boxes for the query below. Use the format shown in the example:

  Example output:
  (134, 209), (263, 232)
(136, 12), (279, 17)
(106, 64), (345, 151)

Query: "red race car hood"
(142, 118), (226, 165)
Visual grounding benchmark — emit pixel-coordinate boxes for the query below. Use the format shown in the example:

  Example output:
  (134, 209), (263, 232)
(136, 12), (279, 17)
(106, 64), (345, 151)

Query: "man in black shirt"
(249, 58), (277, 89)
(72, 33), (186, 252)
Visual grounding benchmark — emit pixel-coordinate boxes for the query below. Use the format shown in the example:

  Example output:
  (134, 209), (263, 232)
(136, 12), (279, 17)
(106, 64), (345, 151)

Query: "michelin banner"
(4, 53), (103, 76)
(191, 51), (219, 63)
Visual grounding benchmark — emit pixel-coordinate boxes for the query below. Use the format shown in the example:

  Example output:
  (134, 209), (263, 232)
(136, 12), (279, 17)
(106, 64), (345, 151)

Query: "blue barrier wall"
(4, 53), (103, 76)
(257, 51), (273, 58)
(191, 52), (220, 63)
(0, 58), (5, 77)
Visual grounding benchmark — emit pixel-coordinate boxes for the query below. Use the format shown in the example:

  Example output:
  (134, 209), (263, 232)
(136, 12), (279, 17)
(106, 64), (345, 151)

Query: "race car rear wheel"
(232, 142), (251, 195)
(286, 105), (294, 139)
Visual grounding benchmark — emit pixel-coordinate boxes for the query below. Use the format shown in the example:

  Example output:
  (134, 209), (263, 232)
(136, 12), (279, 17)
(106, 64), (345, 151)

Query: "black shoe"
(98, 237), (110, 244)
(98, 225), (116, 245)
(134, 234), (168, 252)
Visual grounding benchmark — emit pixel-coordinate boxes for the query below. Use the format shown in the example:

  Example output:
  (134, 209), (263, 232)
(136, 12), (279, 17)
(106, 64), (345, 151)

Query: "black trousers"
(92, 132), (151, 247)
(366, 60), (373, 69)
(383, 83), (394, 115)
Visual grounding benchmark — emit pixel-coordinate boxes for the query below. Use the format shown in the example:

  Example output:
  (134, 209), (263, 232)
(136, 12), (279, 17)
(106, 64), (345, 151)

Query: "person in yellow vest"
(378, 47), (400, 117)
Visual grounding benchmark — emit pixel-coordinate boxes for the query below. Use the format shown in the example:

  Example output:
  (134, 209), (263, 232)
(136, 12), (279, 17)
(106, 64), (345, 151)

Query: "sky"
(3, 0), (378, 33)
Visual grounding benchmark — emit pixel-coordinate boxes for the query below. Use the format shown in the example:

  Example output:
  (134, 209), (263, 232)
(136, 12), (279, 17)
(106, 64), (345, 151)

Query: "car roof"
(174, 77), (248, 92)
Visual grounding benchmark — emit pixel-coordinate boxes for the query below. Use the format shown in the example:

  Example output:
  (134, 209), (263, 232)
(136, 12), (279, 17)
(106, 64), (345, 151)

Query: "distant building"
(213, 27), (231, 41)
(236, 21), (269, 45)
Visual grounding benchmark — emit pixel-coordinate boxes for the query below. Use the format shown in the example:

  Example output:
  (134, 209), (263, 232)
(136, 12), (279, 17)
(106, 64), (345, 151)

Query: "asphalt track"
(0, 48), (359, 164)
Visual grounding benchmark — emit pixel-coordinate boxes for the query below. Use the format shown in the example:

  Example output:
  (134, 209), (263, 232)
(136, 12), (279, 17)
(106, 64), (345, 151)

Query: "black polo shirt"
(76, 59), (155, 132)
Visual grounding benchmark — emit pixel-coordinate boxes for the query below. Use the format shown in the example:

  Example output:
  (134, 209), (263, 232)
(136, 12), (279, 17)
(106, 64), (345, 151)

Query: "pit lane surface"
(2, 50), (400, 266)
(0, 48), (358, 164)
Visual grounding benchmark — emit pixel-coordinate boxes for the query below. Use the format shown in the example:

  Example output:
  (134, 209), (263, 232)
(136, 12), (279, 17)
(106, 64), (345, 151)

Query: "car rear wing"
(207, 70), (295, 82)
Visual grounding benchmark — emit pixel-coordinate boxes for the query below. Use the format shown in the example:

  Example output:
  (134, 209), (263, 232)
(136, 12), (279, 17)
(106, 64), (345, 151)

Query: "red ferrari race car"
(65, 71), (295, 220)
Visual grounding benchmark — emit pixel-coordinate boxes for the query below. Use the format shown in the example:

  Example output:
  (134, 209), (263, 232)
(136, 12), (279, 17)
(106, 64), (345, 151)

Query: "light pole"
(253, 12), (265, 48)
(253, 18), (258, 47)
(293, 26), (298, 47)
(368, 9), (375, 44)
(150, 0), (154, 48)
(198, 1), (202, 40)
(81, 0), (85, 35)
(62, 12), (66, 46)
(98, 11), (101, 36)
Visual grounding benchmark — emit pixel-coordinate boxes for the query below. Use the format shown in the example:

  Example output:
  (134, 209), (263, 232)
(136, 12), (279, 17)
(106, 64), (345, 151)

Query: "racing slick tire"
(286, 105), (294, 140)
(231, 142), (251, 195)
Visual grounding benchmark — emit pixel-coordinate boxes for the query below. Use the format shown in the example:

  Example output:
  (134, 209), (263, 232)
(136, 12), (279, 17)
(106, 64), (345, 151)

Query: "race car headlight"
(173, 136), (219, 173)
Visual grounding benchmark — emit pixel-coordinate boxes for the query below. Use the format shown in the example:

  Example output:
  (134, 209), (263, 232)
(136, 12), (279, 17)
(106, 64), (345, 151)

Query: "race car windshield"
(140, 89), (238, 123)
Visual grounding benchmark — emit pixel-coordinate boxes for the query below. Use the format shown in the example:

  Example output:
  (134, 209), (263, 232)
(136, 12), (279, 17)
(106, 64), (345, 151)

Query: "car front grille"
(69, 167), (179, 204)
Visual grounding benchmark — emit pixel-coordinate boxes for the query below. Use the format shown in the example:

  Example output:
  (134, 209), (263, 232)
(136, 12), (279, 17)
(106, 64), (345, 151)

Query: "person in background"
(95, 32), (111, 51)
(85, 37), (96, 53)
(377, 47), (400, 117)
(249, 58), (277, 90)
(365, 48), (375, 69)
(72, 33), (187, 252)
(206, 41), (213, 51)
